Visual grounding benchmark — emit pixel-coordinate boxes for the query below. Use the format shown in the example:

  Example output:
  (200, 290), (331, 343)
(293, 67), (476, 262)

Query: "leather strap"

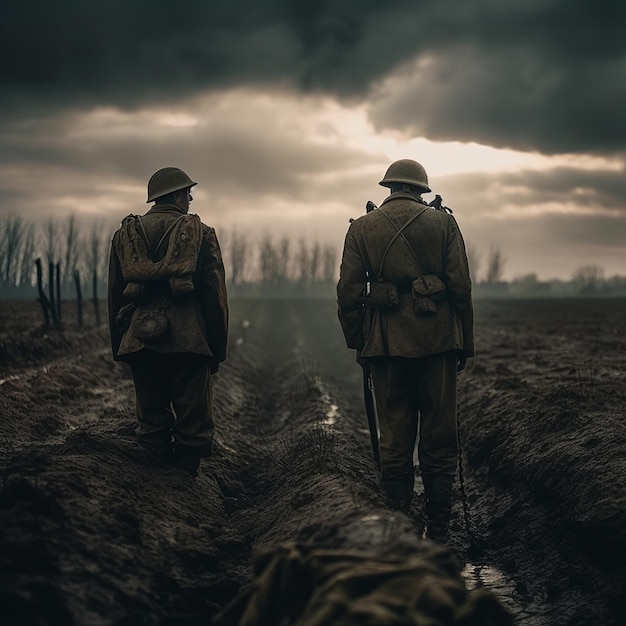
(376, 207), (429, 279)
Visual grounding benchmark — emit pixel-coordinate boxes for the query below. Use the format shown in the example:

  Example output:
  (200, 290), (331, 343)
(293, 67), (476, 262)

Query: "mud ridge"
(2, 298), (625, 624)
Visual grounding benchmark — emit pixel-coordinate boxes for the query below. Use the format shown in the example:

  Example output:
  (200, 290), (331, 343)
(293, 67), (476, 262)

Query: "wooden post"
(55, 262), (61, 321)
(74, 269), (83, 329)
(35, 258), (51, 329)
(48, 261), (56, 322)
(92, 269), (100, 325)
(47, 262), (61, 329)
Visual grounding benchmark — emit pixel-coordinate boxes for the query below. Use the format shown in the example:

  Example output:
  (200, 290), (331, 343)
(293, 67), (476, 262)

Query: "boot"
(383, 481), (413, 514)
(138, 440), (173, 466)
(422, 474), (454, 541)
(171, 446), (201, 477)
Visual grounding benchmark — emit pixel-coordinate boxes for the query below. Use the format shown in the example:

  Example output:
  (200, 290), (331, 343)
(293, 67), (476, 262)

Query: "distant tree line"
(221, 230), (338, 298)
(467, 244), (626, 298)
(0, 214), (109, 300)
(466, 244), (507, 286)
(1, 215), (624, 304)
(0, 214), (110, 326)
(0, 215), (340, 302)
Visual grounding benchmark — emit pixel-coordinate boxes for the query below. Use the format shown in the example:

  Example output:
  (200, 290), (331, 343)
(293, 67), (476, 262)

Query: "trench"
(208, 299), (626, 625)
(207, 300), (541, 622)
(2, 297), (625, 625)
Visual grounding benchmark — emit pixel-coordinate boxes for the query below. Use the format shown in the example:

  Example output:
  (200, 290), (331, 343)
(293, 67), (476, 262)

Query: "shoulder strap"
(135, 216), (153, 261)
(377, 207), (429, 278)
(153, 215), (186, 258)
(136, 214), (185, 261)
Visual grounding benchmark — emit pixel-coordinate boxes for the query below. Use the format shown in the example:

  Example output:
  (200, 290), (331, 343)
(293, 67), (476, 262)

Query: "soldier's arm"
(107, 236), (128, 359)
(337, 225), (368, 350)
(196, 227), (229, 363)
(444, 217), (475, 357)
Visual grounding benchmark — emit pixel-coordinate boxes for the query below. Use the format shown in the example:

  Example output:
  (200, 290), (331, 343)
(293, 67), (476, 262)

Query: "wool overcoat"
(108, 204), (228, 367)
(337, 192), (474, 358)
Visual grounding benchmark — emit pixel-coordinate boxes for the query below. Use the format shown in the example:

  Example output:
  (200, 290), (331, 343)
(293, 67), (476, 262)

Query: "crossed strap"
(376, 206), (429, 279)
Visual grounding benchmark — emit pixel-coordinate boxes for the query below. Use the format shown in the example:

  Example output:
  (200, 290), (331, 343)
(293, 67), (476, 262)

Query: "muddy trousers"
(370, 352), (458, 515)
(129, 350), (215, 458)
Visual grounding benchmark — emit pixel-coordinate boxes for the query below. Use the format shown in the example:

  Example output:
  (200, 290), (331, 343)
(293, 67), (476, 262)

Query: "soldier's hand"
(457, 355), (467, 373)
(356, 350), (368, 368)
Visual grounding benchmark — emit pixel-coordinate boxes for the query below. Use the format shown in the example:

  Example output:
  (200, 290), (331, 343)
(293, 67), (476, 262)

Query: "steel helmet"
(146, 167), (197, 203)
(379, 159), (431, 193)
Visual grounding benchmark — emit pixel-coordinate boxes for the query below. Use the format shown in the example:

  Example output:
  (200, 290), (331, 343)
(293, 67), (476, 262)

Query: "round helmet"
(379, 159), (431, 193)
(146, 167), (197, 203)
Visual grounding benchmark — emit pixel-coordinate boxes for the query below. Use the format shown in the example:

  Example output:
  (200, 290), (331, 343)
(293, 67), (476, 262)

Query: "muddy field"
(1, 297), (626, 625)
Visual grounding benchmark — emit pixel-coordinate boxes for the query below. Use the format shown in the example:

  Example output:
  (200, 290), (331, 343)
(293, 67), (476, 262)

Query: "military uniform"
(108, 169), (228, 473)
(337, 161), (474, 536)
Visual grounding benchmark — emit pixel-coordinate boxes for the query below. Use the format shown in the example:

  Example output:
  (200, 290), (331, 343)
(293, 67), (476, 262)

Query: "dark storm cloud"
(499, 167), (626, 212)
(2, 0), (626, 153)
(437, 164), (626, 216)
(0, 96), (382, 219)
(429, 168), (626, 280)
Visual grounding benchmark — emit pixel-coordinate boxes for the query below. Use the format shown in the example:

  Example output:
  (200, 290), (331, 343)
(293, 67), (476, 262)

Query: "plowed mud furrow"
(2, 297), (625, 625)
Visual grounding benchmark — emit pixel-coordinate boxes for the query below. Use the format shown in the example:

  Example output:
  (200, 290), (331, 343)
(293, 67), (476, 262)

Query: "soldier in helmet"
(108, 167), (228, 476)
(337, 159), (474, 540)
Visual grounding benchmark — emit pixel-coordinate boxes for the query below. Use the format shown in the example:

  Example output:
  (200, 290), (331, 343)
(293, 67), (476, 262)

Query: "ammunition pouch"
(131, 302), (171, 342)
(168, 275), (195, 297)
(115, 303), (136, 334)
(123, 282), (149, 301)
(411, 275), (446, 314)
(365, 280), (399, 309)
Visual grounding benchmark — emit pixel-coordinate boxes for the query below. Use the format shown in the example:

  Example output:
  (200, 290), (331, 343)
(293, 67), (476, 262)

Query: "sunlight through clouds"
(1, 85), (625, 280)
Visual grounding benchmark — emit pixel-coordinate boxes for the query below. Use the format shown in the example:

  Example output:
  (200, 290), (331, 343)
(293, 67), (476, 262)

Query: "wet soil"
(1, 297), (625, 625)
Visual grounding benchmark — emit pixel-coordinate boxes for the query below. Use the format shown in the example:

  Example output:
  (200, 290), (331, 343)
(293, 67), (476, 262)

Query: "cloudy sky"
(1, 0), (625, 281)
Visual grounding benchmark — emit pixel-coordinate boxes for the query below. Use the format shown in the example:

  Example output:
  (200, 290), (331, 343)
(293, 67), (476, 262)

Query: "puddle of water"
(0, 374), (20, 386)
(242, 320), (250, 328)
(235, 337), (244, 347)
(462, 562), (547, 624)
(322, 404), (339, 425)
(462, 563), (521, 616)
(310, 375), (341, 426)
(463, 562), (515, 592)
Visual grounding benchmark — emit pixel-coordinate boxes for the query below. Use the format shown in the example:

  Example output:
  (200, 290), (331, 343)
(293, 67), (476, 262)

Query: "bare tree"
(228, 229), (250, 285)
(485, 247), (506, 284)
(44, 217), (60, 266)
(2, 214), (25, 287)
(85, 221), (106, 324)
(18, 223), (36, 288)
(258, 234), (278, 283)
(321, 244), (338, 282)
(0, 218), (6, 287)
(0, 218), (7, 289)
(572, 265), (604, 293)
(309, 241), (321, 282)
(465, 243), (482, 285)
(275, 237), (291, 283)
(295, 238), (310, 283)
(85, 221), (105, 282)
(62, 214), (81, 285)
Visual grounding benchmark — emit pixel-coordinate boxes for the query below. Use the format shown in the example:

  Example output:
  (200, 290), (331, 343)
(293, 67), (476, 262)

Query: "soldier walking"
(108, 167), (228, 476)
(337, 159), (474, 539)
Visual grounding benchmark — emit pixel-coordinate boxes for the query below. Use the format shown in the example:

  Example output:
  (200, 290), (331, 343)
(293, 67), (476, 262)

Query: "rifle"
(428, 194), (453, 214)
(361, 359), (380, 465)
(360, 199), (380, 465)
